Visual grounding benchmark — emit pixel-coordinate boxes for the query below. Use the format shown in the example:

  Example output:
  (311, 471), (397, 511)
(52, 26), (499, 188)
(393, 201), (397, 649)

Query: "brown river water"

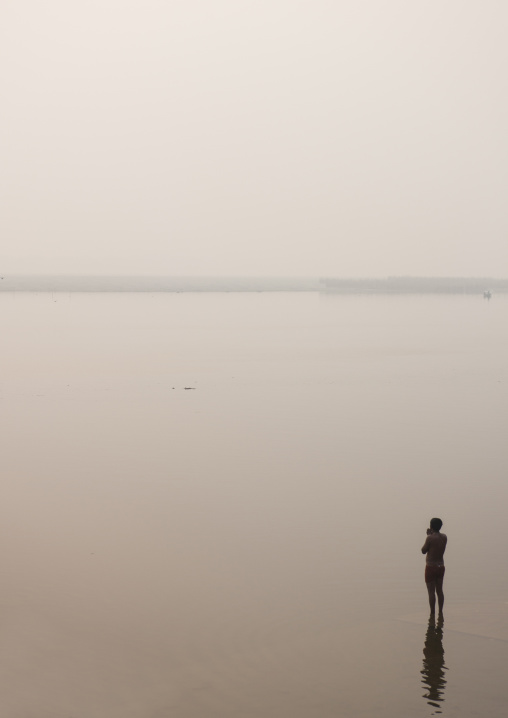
(0, 291), (507, 717)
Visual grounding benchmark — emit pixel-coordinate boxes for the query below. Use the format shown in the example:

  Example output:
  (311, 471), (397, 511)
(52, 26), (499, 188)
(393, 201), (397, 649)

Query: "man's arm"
(421, 535), (431, 554)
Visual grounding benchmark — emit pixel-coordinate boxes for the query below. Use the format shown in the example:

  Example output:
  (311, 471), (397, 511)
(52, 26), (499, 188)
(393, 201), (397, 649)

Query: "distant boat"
(483, 290), (492, 300)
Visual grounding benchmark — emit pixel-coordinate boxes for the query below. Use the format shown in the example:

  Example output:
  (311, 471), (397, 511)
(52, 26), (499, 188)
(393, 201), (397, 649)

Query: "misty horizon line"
(1, 275), (507, 295)
(2, 274), (508, 280)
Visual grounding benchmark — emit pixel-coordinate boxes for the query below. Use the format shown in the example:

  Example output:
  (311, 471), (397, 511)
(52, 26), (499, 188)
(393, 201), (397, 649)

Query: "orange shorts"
(425, 565), (445, 583)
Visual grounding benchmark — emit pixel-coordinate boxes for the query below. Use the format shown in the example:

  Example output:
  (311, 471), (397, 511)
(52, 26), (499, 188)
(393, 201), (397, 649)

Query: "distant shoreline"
(0, 276), (321, 293)
(0, 276), (506, 294)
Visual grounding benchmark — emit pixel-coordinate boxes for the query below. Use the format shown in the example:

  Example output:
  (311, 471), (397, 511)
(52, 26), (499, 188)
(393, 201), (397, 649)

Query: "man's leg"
(435, 577), (444, 615)
(426, 580), (436, 614)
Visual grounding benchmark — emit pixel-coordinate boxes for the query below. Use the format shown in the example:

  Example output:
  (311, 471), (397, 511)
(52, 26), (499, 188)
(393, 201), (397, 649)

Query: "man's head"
(430, 517), (443, 531)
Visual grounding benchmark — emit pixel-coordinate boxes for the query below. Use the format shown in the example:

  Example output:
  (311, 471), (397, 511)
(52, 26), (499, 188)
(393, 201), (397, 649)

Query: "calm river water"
(0, 291), (507, 717)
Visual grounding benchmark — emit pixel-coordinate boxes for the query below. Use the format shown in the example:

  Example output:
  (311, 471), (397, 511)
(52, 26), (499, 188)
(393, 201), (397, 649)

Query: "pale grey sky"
(2, 1), (507, 276)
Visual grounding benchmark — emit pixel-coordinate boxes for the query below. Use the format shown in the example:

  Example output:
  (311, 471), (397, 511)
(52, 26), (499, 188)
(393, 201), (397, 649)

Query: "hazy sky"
(2, 1), (507, 276)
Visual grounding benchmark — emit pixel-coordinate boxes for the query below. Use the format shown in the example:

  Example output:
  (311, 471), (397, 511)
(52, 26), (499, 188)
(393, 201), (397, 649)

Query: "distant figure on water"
(421, 518), (447, 616)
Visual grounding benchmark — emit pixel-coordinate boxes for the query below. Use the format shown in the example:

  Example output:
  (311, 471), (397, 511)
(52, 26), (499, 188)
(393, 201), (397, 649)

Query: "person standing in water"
(421, 518), (447, 616)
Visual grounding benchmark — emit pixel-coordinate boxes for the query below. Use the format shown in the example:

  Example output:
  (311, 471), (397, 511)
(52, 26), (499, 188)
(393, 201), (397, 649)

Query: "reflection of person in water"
(421, 615), (447, 715)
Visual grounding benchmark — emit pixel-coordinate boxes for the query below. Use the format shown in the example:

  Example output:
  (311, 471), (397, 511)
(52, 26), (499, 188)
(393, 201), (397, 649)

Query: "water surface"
(1, 292), (507, 717)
